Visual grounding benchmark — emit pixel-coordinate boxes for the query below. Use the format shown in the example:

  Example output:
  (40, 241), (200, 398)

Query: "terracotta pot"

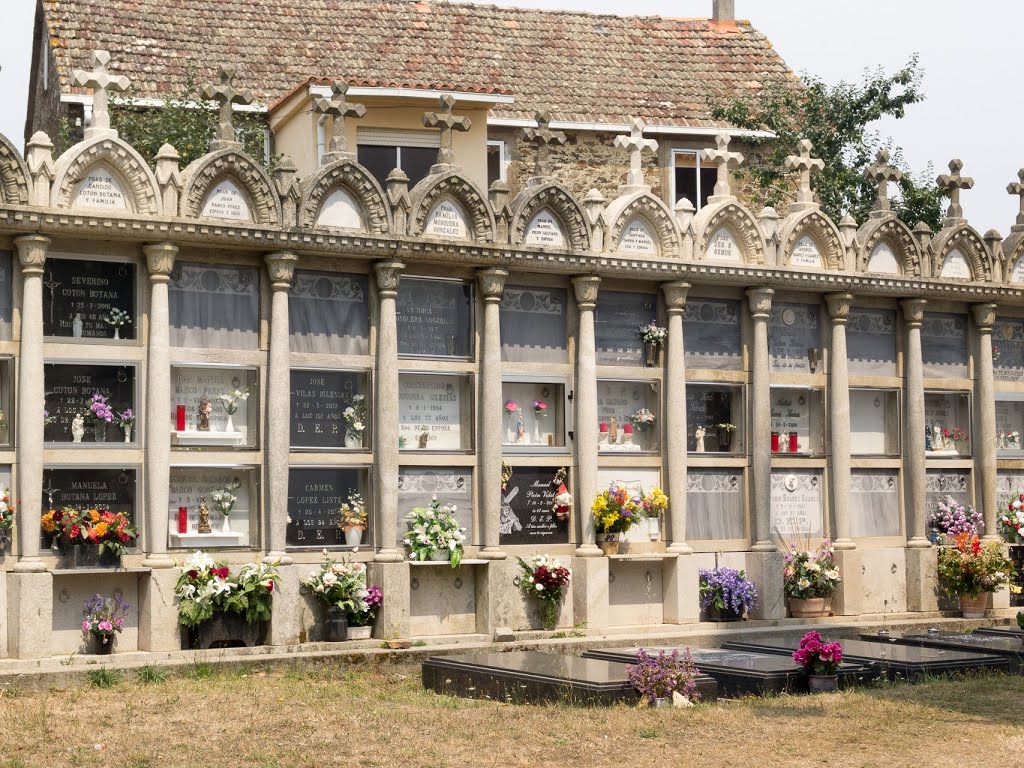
(808, 674), (838, 693)
(959, 593), (989, 618)
(788, 596), (832, 618)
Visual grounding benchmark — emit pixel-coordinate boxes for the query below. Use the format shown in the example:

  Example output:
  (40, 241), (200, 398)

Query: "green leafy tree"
(711, 55), (945, 231)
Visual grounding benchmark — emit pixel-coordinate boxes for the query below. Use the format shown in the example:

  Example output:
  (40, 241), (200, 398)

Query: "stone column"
(373, 260), (405, 562)
(663, 281), (691, 554)
(264, 252), (298, 565)
(572, 275), (601, 557)
(746, 287), (775, 551)
(477, 268), (508, 559)
(972, 303), (998, 541)
(826, 293), (855, 550)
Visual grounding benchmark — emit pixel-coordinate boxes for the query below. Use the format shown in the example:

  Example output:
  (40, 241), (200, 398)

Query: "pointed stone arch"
(1003, 232), (1024, 284)
(51, 136), (161, 214)
(408, 170), (495, 242)
(0, 133), (30, 206)
(605, 191), (680, 257)
(856, 215), (922, 277)
(930, 224), (989, 282)
(299, 158), (391, 234)
(692, 200), (765, 264)
(777, 209), (844, 270)
(180, 149), (281, 226)
(509, 182), (589, 251)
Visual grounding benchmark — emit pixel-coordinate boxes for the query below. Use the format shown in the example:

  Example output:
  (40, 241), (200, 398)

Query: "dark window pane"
(357, 145), (398, 189)
(699, 167), (716, 208)
(675, 166), (697, 207)
(487, 143), (503, 186)
(402, 147), (436, 189)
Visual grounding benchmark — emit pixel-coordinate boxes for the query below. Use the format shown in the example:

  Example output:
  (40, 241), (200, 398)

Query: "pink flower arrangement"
(792, 631), (843, 676)
(533, 400), (547, 416)
(504, 400), (519, 414)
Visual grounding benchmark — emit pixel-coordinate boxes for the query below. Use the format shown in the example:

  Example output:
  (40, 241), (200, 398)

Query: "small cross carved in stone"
(614, 118), (658, 188)
(701, 133), (744, 198)
(785, 139), (824, 206)
(1007, 169), (1024, 227)
(72, 50), (130, 137)
(313, 81), (366, 163)
(523, 111), (566, 181)
(864, 149), (902, 213)
(936, 159), (974, 220)
(422, 95), (471, 168)
(202, 66), (254, 150)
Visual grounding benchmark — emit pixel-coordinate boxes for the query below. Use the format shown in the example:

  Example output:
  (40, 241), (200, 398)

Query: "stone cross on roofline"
(422, 95), (471, 170)
(864, 149), (902, 215)
(72, 50), (130, 140)
(202, 66), (254, 152)
(1007, 169), (1024, 229)
(936, 158), (974, 222)
(702, 133), (744, 199)
(785, 139), (824, 210)
(614, 118), (657, 189)
(523, 111), (566, 183)
(313, 81), (366, 164)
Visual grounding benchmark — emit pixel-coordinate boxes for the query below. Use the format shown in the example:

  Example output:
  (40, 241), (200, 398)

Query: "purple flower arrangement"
(349, 583), (383, 628)
(698, 566), (758, 618)
(927, 495), (983, 537)
(88, 392), (114, 423)
(625, 648), (701, 703)
(792, 631), (843, 676)
(81, 593), (131, 645)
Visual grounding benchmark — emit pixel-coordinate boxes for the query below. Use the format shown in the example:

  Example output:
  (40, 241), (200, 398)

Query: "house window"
(356, 128), (440, 190)
(487, 140), (507, 186)
(671, 149), (715, 210)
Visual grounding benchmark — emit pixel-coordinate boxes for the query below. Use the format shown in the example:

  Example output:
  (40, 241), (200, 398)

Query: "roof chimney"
(712, 0), (735, 21)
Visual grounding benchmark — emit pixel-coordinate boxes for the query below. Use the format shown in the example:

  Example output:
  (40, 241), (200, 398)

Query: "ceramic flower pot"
(788, 596), (832, 618)
(324, 605), (348, 642)
(429, 549), (452, 562)
(346, 624), (372, 641)
(808, 674), (838, 693)
(959, 593), (988, 618)
(344, 526), (365, 547)
(596, 532), (622, 557)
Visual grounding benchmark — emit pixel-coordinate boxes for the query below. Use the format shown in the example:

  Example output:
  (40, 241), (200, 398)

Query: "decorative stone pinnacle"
(313, 81), (366, 163)
(1007, 169), (1024, 227)
(72, 49), (130, 138)
(865, 149), (902, 214)
(523, 111), (566, 182)
(202, 65), (254, 149)
(936, 158), (974, 221)
(613, 118), (658, 188)
(422, 95), (471, 168)
(785, 139), (824, 206)
(702, 133), (744, 198)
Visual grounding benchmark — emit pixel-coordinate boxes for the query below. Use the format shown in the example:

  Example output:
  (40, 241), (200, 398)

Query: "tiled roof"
(43, 0), (797, 127)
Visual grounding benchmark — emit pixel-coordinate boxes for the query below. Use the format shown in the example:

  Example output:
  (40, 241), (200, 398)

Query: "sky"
(0, 0), (1021, 234)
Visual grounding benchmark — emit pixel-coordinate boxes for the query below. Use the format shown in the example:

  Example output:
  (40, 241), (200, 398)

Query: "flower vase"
(221, 515), (231, 533)
(324, 605), (348, 642)
(708, 604), (744, 622)
(807, 674), (838, 693)
(959, 593), (988, 618)
(123, 426), (132, 443)
(788, 596), (832, 618)
(644, 340), (658, 367)
(717, 427), (733, 452)
(532, 420), (541, 444)
(347, 624), (372, 640)
(345, 526), (364, 547)
(344, 431), (361, 449)
(93, 635), (115, 655)
(597, 531), (621, 557)
(94, 422), (107, 442)
(113, 327), (120, 340)
(429, 549), (451, 562)
(540, 600), (561, 631)
(225, 413), (236, 434)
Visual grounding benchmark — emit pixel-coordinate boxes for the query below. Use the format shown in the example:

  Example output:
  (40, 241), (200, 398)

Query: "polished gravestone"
(975, 626), (1024, 639)
(857, 630), (1024, 673)
(582, 647), (872, 697)
(422, 651), (718, 705)
(724, 636), (1008, 680)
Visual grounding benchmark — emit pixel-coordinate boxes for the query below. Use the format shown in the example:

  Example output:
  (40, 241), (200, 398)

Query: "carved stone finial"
(865, 149), (902, 215)
(785, 139), (824, 208)
(523, 111), (566, 183)
(72, 50), (130, 139)
(422, 95), (471, 170)
(936, 158), (974, 222)
(313, 81), (366, 164)
(1007, 169), (1024, 229)
(702, 133), (744, 199)
(613, 118), (658, 189)
(202, 65), (254, 151)
(154, 143), (182, 214)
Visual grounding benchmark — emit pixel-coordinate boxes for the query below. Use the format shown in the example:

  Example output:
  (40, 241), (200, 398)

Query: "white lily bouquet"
(218, 387), (250, 416)
(103, 307), (131, 329)
(403, 495), (466, 568)
(211, 480), (242, 517)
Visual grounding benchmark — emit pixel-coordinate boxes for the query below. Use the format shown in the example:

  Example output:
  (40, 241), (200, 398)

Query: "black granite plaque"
(684, 298), (742, 370)
(43, 257), (136, 339)
(43, 467), (136, 519)
(286, 467), (364, 548)
(975, 626), (1024, 639)
(44, 363), (135, 443)
(498, 466), (570, 546)
(922, 312), (968, 376)
(290, 369), (366, 449)
(847, 308), (897, 376)
(685, 386), (735, 449)
(994, 317), (1024, 382)
(769, 302), (821, 372)
(596, 291), (657, 366)
(397, 278), (473, 357)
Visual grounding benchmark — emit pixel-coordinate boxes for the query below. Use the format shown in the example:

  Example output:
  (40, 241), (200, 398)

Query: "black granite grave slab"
(723, 637), (1008, 680)
(856, 631), (1024, 673)
(975, 626), (1024, 639)
(422, 651), (718, 705)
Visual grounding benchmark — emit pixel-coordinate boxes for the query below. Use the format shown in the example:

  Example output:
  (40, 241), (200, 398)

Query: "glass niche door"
(501, 377), (568, 452)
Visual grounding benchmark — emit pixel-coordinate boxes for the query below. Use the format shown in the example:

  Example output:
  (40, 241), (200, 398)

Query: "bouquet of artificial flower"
(626, 649), (700, 704)
(999, 492), (1024, 541)
(175, 551), (278, 628)
(517, 554), (572, 606)
(927, 495), (983, 537)
(403, 495), (466, 567)
(792, 631), (843, 675)
(103, 307), (130, 329)
(343, 394), (366, 437)
(783, 539), (842, 599)
(116, 408), (135, 429)
(87, 392), (114, 423)
(211, 480), (241, 517)
(81, 593), (130, 643)
(0, 488), (15, 536)
(631, 408), (656, 431)
(639, 322), (668, 344)
(503, 400), (519, 415)
(339, 492), (367, 530)
(532, 400), (547, 417)
(303, 551), (370, 614)
(698, 566), (758, 618)
(937, 533), (1012, 598)
(591, 482), (642, 534)
(84, 509), (138, 557)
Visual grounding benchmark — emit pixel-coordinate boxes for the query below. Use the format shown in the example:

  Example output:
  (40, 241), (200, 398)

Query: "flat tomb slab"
(422, 651), (718, 705)
(857, 632), (1024, 673)
(975, 626), (1024, 639)
(581, 646), (872, 697)
(723, 637), (1008, 680)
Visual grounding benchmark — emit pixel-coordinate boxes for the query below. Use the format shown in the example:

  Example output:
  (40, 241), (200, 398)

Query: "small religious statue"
(999, 432), (1007, 450)
(418, 430), (430, 449)
(516, 411), (526, 443)
(72, 313), (84, 338)
(609, 415), (619, 444)
(925, 426), (932, 451)
(197, 395), (213, 432)
(197, 496), (212, 534)
(71, 412), (85, 443)
(694, 425), (706, 452)
(931, 423), (943, 452)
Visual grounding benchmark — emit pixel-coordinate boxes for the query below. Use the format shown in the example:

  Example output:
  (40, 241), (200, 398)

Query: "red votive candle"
(771, 431), (780, 452)
(788, 432), (799, 453)
(177, 506), (188, 534)
(176, 404), (186, 431)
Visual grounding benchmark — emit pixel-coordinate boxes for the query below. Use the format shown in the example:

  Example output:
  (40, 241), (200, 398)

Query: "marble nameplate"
(768, 303), (820, 372)
(398, 373), (465, 450)
(43, 257), (136, 339)
(498, 466), (569, 546)
(921, 312), (968, 377)
(397, 468), (473, 544)
(770, 470), (823, 538)
(847, 308), (897, 376)
(500, 286), (567, 363)
(289, 270), (370, 355)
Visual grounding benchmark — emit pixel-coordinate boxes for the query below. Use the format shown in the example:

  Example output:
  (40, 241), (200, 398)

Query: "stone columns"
(477, 268), (508, 559)
(264, 252), (298, 565)
(662, 281), (691, 554)
(746, 287), (775, 551)
(902, 299), (929, 548)
(373, 260), (405, 562)
(826, 293), (854, 550)
(972, 303), (998, 542)
(572, 275), (601, 557)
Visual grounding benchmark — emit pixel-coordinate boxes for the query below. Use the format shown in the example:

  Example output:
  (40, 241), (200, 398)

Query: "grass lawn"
(0, 659), (1022, 768)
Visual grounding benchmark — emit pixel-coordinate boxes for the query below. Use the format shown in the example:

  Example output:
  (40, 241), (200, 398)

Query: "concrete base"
(368, 560), (410, 640)
(663, 554), (700, 624)
(832, 549), (863, 616)
(990, 588), (1011, 611)
(138, 568), (181, 652)
(267, 565), (303, 645)
(7, 572), (53, 659)
(0, 569), (6, 658)
(572, 555), (609, 631)
(476, 558), (514, 634)
(745, 550), (786, 620)
(905, 546), (939, 613)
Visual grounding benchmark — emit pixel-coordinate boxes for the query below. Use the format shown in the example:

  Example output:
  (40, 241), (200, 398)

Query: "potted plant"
(715, 423), (736, 452)
(936, 532), (1013, 618)
(638, 321), (667, 367)
(210, 480), (241, 533)
(302, 551), (377, 642)
(698, 566), (758, 621)
(783, 539), (842, 617)
(339, 491), (368, 547)
(116, 408), (135, 443)
(347, 584), (383, 640)
(403, 495), (466, 567)
(86, 392), (114, 442)
(175, 551), (279, 648)
(41, 506), (138, 568)
(81, 593), (130, 655)
(792, 631), (844, 693)
(218, 387), (249, 434)
(591, 482), (641, 556)
(625, 648), (701, 708)
(0, 488), (14, 550)
(517, 554), (572, 630)
(927, 495), (983, 545)
(103, 307), (131, 340)
(999, 493), (1024, 543)
(342, 393), (366, 448)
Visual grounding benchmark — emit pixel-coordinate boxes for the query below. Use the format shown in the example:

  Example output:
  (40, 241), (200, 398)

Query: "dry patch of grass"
(0, 661), (1021, 768)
